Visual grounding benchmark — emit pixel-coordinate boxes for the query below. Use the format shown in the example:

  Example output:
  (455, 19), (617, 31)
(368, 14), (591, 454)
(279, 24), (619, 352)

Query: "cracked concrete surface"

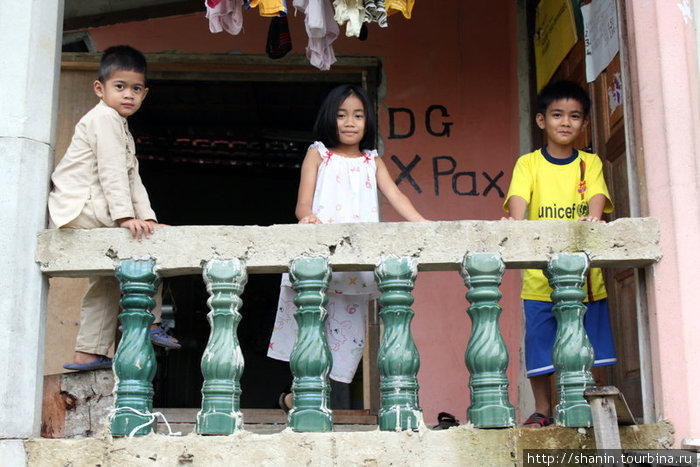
(36, 218), (661, 277)
(22, 419), (676, 466)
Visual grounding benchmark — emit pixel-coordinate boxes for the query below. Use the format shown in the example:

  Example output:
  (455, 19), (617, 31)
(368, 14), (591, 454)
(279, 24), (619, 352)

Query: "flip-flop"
(149, 325), (182, 349)
(63, 355), (113, 371)
(118, 324), (182, 349)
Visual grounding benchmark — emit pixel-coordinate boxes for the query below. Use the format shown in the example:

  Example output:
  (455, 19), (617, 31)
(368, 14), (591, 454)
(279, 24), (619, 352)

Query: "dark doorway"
(130, 79), (362, 410)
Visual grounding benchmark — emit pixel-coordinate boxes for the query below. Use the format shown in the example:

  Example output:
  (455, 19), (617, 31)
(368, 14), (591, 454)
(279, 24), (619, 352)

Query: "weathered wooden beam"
(61, 53), (380, 80)
(584, 386), (636, 453)
(63, 1), (203, 31)
(35, 218), (662, 277)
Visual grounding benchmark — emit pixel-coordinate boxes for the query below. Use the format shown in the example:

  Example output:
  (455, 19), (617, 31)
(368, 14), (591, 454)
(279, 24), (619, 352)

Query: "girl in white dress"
(267, 84), (427, 408)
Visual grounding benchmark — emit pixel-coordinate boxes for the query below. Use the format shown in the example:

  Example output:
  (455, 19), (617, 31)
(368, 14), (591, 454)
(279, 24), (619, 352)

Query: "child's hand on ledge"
(118, 218), (157, 241)
(299, 215), (322, 224)
(578, 216), (606, 223)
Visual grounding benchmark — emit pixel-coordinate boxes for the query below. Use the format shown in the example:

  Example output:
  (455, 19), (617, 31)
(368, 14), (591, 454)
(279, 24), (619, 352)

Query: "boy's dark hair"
(536, 80), (591, 117)
(97, 45), (147, 83)
(314, 84), (377, 150)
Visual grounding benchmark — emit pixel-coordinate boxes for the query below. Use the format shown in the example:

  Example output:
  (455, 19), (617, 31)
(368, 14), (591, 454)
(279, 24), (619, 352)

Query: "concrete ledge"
(23, 420), (675, 466)
(35, 218), (662, 277)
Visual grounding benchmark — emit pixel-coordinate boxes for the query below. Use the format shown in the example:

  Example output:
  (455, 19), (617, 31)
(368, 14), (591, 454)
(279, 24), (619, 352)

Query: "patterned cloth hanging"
(266, 15), (293, 58)
(363, 0), (387, 27)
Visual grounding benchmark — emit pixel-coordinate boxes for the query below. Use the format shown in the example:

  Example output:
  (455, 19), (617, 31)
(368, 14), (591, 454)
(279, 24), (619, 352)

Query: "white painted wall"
(0, 0), (63, 438)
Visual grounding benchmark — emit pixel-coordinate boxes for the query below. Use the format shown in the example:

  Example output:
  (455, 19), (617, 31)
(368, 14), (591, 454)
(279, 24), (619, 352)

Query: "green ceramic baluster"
(197, 259), (248, 435)
(288, 257), (333, 432)
(545, 253), (595, 427)
(461, 253), (515, 427)
(375, 256), (422, 431)
(111, 258), (159, 436)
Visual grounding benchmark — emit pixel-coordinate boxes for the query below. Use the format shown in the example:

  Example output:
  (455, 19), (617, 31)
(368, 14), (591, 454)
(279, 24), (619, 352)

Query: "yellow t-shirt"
(386, 0), (415, 19)
(503, 148), (614, 302)
(248, 0), (286, 16)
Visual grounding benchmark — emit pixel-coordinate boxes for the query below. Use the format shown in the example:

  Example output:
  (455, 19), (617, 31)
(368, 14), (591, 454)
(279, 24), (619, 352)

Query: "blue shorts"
(524, 299), (617, 377)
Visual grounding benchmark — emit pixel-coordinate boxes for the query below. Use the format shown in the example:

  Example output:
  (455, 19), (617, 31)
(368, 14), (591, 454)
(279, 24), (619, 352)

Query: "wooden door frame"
(606, 0), (655, 423)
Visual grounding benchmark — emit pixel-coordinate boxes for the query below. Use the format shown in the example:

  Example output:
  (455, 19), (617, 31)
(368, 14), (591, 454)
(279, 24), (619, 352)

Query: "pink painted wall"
(624, 1), (700, 446)
(88, 1), (522, 424)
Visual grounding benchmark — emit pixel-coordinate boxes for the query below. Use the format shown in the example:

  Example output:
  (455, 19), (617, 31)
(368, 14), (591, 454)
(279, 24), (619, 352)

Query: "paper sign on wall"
(534, 0), (578, 91)
(582, 0), (619, 82)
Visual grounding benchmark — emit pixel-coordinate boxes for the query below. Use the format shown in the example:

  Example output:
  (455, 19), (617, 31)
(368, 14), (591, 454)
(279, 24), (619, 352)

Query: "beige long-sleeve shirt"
(48, 100), (156, 228)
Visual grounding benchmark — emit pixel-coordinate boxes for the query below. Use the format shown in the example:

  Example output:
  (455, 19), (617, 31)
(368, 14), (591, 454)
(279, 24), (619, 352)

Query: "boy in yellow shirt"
(503, 80), (616, 427)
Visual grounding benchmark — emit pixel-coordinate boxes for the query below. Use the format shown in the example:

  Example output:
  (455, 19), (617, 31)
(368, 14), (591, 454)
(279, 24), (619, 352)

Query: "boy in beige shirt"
(49, 45), (180, 371)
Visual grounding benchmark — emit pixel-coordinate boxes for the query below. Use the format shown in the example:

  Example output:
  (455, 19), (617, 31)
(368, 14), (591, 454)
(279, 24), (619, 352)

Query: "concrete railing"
(36, 218), (661, 435)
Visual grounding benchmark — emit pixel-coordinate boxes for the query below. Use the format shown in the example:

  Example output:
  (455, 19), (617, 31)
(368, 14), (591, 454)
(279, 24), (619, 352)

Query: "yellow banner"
(534, 0), (578, 91)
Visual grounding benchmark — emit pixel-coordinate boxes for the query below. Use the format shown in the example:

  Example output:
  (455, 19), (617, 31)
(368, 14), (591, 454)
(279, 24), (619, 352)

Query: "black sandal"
(522, 412), (554, 427)
(433, 412), (459, 430)
(278, 392), (291, 413)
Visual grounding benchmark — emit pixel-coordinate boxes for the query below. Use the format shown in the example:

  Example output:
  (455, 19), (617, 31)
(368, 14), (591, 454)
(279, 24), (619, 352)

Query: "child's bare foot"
(149, 323), (181, 349)
(278, 392), (293, 412)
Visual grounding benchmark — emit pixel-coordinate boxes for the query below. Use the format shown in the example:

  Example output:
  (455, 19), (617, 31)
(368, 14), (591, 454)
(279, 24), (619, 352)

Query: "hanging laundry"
(206, 0), (244, 35)
(267, 15), (293, 58)
(293, 0), (339, 70)
(386, 0), (413, 19)
(248, 0), (288, 16)
(334, 0), (365, 38)
(363, 0), (387, 27)
(358, 22), (368, 40)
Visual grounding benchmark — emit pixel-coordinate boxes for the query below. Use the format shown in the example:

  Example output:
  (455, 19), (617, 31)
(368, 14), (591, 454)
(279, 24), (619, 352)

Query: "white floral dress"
(267, 141), (380, 383)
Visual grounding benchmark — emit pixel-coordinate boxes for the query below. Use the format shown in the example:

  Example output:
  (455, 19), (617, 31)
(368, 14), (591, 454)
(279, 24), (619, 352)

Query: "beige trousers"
(55, 202), (162, 355)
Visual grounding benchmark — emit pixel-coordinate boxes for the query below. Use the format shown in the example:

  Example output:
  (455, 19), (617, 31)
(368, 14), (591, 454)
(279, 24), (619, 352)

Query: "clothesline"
(205, 0), (415, 70)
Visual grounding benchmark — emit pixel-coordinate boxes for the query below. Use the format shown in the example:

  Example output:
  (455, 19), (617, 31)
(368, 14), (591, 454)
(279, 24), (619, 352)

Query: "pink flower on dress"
(323, 150), (333, 165)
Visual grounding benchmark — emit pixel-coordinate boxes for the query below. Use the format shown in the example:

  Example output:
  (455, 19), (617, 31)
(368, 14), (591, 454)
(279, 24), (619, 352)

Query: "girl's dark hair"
(97, 45), (147, 83)
(313, 84), (377, 149)
(536, 80), (591, 117)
